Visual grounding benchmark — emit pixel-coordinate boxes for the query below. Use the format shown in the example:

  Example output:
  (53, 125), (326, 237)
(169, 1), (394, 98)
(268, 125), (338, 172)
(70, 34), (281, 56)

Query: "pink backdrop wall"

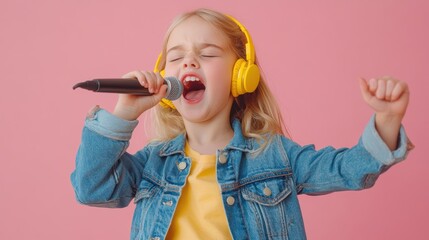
(1, 1), (428, 239)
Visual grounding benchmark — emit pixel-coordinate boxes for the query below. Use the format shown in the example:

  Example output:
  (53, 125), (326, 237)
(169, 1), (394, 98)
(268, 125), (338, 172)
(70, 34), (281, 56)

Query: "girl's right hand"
(113, 70), (168, 120)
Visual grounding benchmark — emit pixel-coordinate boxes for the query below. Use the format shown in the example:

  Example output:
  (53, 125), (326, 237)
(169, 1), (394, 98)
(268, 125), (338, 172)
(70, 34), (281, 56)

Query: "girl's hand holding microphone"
(113, 71), (168, 121)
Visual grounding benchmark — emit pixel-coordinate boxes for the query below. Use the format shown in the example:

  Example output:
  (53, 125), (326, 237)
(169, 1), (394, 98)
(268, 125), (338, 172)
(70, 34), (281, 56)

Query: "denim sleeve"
(361, 114), (412, 165)
(284, 115), (413, 195)
(70, 107), (147, 208)
(84, 105), (139, 141)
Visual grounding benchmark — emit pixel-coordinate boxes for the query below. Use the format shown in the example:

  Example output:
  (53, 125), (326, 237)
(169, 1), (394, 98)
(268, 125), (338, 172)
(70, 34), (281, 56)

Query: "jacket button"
(219, 154), (227, 164)
(263, 187), (272, 196)
(178, 162), (187, 170)
(226, 196), (235, 206)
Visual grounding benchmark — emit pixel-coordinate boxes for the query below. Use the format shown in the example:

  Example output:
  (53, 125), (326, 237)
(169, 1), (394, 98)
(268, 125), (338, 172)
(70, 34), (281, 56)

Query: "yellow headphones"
(228, 15), (260, 98)
(154, 15), (260, 109)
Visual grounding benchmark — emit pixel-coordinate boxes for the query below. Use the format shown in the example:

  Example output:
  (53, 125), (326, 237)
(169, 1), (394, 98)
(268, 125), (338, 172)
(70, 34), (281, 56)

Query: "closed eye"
(168, 57), (183, 62)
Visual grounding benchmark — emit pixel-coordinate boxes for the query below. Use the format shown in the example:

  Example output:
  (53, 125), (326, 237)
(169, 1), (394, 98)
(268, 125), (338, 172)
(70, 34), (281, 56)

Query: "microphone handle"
(94, 78), (151, 95)
(73, 77), (182, 100)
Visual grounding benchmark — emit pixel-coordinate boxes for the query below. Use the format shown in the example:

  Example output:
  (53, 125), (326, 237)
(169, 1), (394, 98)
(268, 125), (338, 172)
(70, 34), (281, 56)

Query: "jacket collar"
(159, 118), (254, 156)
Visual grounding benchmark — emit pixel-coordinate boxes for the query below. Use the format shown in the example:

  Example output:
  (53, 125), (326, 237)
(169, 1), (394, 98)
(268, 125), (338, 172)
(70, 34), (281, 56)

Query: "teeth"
(184, 76), (200, 82)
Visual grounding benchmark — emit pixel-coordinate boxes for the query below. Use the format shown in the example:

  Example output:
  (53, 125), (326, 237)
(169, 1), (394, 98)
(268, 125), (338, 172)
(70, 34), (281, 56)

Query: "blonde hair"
(150, 8), (288, 150)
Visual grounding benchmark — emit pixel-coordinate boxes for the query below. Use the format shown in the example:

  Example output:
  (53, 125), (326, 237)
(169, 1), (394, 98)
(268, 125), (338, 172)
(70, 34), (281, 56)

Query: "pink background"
(1, 1), (428, 239)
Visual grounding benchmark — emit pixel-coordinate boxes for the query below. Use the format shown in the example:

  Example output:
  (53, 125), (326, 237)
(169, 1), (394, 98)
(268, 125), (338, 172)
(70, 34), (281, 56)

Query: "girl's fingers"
(155, 73), (166, 94)
(385, 79), (395, 101)
(375, 79), (386, 99)
(141, 71), (152, 92)
(362, 76), (408, 102)
(146, 72), (167, 94)
(137, 71), (148, 88)
(391, 81), (407, 101)
(142, 71), (159, 93)
(360, 76), (409, 117)
(359, 78), (372, 102)
(368, 78), (377, 93)
(123, 70), (148, 88)
(122, 70), (166, 94)
(122, 70), (139, 79)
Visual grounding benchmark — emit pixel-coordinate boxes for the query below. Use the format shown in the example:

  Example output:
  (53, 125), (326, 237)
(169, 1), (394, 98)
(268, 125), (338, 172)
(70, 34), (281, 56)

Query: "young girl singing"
(71, 8), (413, 240)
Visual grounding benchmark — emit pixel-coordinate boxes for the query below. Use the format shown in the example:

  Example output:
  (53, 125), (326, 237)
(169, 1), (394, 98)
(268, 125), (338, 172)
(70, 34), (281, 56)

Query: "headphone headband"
(226, 15), (256, 64)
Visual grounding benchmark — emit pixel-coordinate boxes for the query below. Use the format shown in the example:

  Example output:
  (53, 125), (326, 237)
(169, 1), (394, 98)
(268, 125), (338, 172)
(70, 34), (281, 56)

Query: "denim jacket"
(71, 108), (411, 240)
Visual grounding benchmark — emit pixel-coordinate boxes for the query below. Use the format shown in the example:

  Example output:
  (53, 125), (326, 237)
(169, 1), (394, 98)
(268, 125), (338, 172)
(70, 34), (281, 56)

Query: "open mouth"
(182, 75), (206, 101)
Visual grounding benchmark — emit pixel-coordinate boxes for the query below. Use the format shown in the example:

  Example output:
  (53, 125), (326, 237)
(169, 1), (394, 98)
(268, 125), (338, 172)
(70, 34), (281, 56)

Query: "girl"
(71, 8), (413, 240)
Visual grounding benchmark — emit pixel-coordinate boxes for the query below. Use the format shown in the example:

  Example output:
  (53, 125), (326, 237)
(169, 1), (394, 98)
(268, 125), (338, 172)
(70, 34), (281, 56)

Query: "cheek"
(208, 72), (232, 96)
(209, 62), (234, 88)
(211, 80), (231, 96)
(163, 64), (179, 77)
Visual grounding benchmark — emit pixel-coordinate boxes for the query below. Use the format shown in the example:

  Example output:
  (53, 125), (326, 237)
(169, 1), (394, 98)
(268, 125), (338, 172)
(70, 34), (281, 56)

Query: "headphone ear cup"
(231, 59), (260, 97)
(231, 58), (247, 97)
(160, 98), (176, 109)
(242, 63), (260, 94)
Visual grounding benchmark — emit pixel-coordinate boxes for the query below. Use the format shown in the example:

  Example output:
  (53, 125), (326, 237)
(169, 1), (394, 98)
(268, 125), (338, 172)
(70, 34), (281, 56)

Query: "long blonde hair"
(149, 8), (287, 149)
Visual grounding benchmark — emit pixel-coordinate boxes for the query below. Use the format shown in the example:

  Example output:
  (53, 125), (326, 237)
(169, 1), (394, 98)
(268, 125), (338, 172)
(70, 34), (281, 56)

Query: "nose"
(183, 63), (197, 68)
(182, 55), (199, 69)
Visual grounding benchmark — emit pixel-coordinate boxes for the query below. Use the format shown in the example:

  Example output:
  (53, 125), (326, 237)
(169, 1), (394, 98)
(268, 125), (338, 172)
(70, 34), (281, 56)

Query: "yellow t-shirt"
(166, 143), (232, 239)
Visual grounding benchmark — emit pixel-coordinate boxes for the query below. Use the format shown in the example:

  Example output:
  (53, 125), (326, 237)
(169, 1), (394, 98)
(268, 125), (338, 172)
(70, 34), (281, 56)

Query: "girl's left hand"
(359, 76), (410, 119)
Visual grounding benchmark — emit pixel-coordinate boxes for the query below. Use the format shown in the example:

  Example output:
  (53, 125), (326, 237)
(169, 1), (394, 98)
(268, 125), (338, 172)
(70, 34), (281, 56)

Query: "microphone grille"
(164, 76), (183, 100)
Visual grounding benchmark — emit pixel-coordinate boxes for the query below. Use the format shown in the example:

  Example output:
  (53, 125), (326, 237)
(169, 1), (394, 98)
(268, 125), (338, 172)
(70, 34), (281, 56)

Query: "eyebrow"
(166, 43), (225, 54)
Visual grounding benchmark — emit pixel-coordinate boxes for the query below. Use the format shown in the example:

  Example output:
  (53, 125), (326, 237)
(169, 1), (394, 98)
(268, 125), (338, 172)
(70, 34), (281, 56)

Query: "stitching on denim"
(300, 175), (371, 193)
(248, 198), (265, 239)
(221, 169), (292, 192)
(237, 191), (250, 239)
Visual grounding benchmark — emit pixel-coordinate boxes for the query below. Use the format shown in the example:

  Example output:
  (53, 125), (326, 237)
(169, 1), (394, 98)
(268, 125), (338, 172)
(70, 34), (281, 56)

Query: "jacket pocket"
(242, 176), (292, 239)
(242, 177), (292, 206)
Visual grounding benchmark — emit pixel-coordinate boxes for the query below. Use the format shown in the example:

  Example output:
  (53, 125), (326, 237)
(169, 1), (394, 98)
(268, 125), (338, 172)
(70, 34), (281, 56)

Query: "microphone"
(73, 76), (183, 100)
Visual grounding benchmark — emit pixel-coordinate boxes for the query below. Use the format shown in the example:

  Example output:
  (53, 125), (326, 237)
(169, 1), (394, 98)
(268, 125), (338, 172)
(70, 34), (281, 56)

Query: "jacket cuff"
(361, 114), (413, 166)
(84, 106), (139, 141)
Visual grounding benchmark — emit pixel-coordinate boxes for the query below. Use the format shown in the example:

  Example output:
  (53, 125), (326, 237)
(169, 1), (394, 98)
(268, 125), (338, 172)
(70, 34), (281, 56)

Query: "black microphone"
(73, 76), (183, 100)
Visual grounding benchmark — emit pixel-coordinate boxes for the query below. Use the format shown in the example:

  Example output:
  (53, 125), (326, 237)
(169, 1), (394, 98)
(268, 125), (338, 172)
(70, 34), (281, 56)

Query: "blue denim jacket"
(71, 108), (411, 240)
